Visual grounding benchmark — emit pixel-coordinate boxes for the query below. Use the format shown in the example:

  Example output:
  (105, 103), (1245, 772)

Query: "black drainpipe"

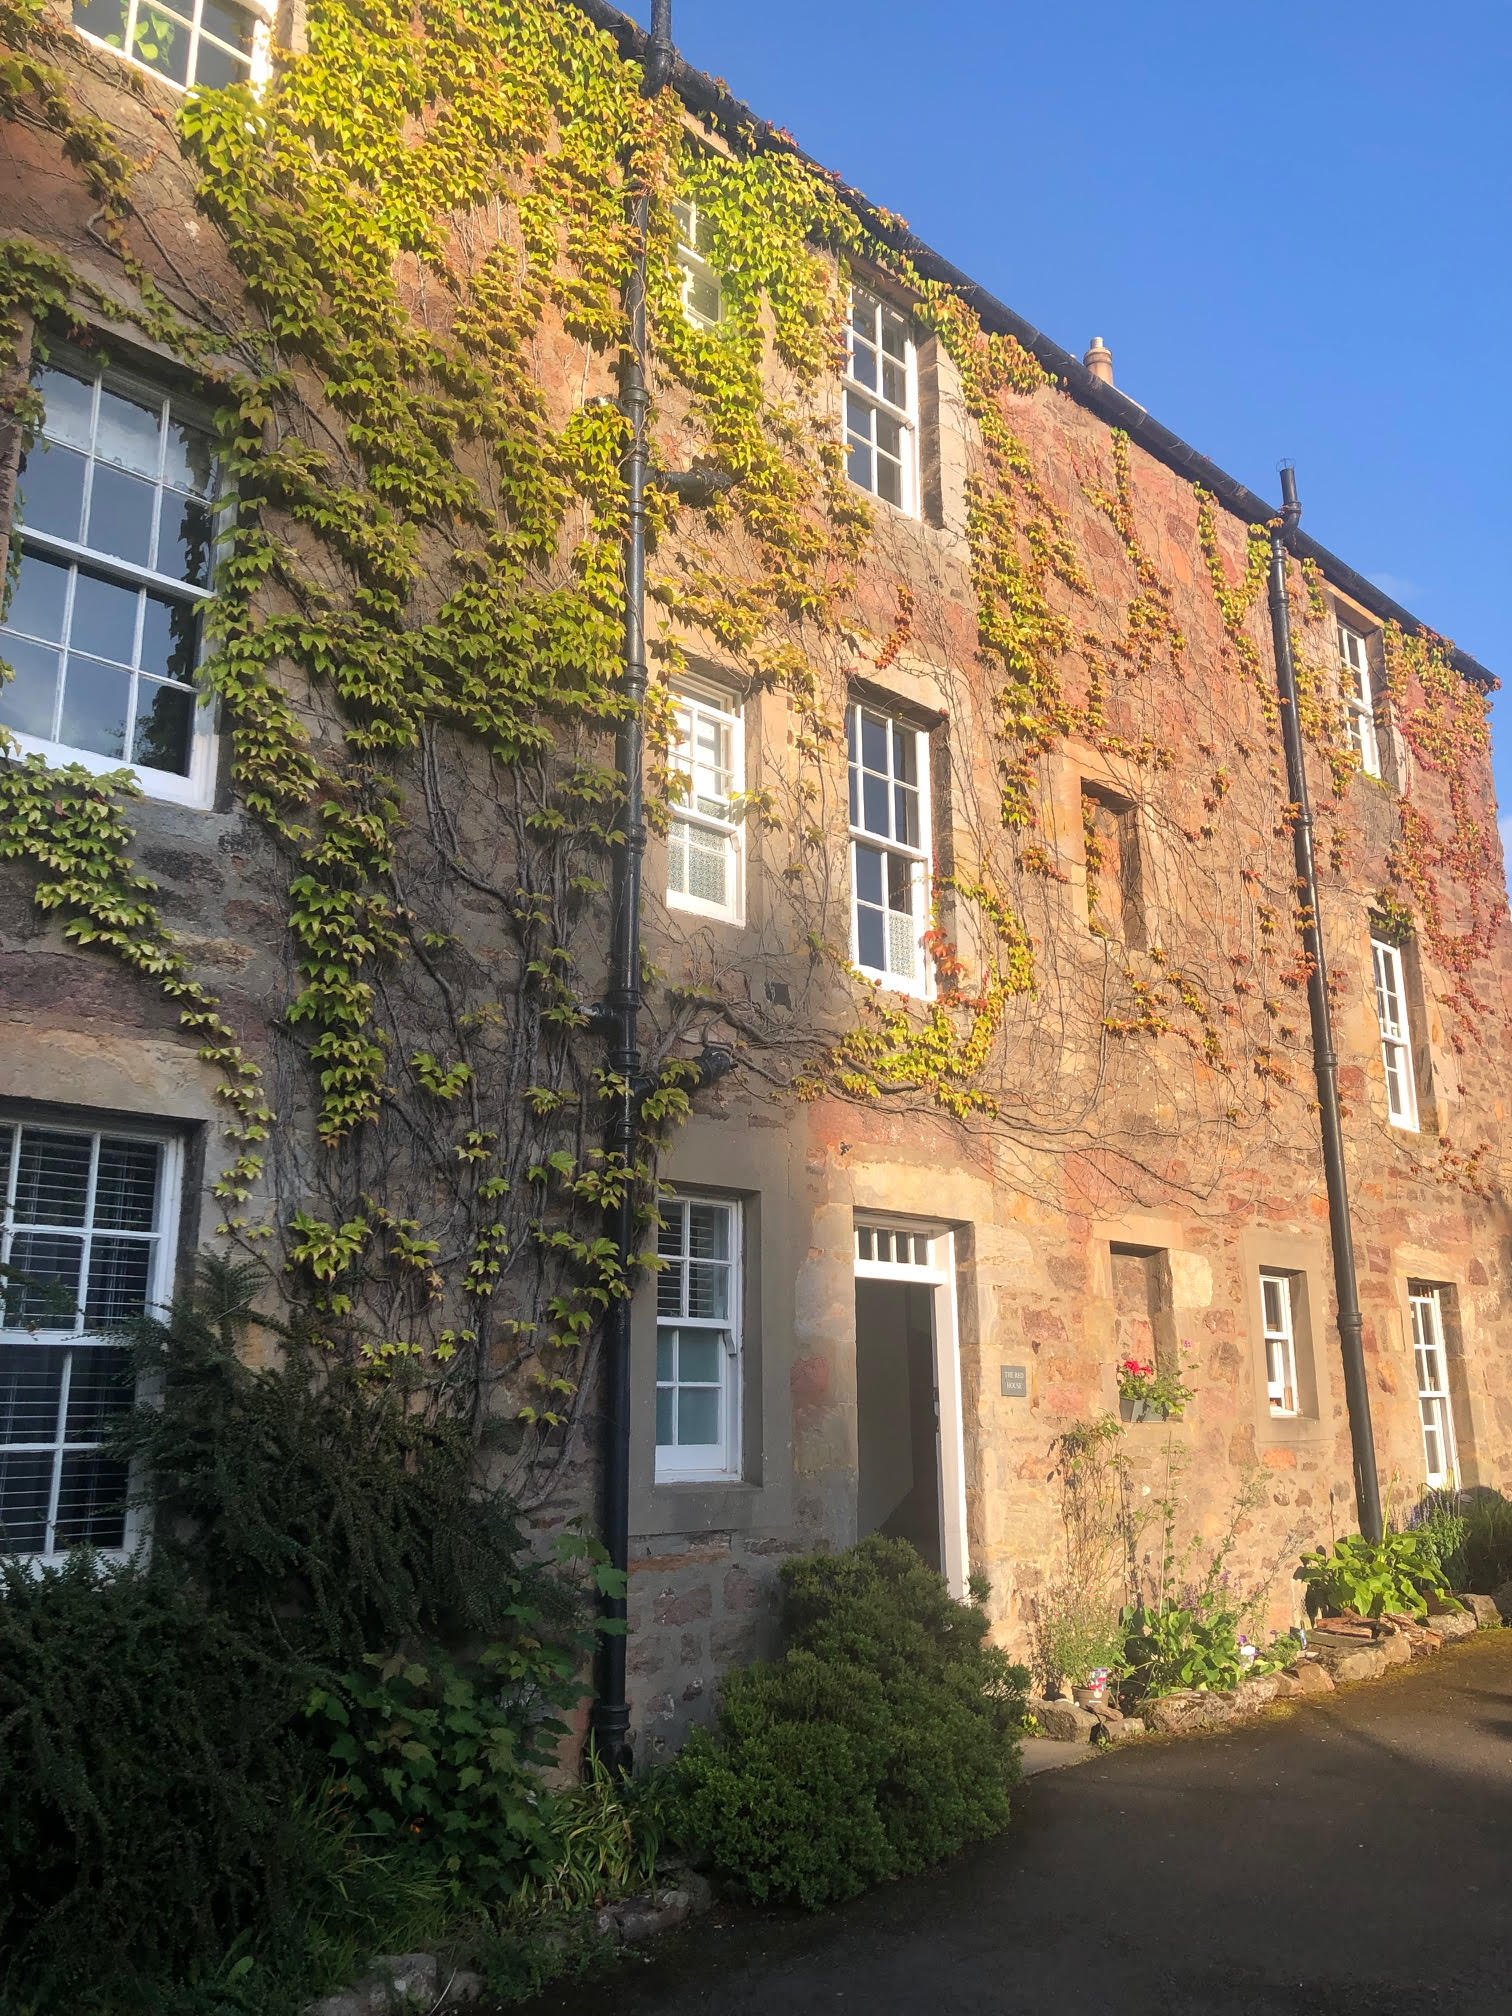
(587, 0), (677, 1775)
(1266, 463), (1383, 1542)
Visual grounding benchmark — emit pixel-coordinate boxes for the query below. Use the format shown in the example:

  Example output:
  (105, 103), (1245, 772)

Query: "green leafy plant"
(673, 1537), (1028, 1909)
(1296, 1528), (1460, 1620)
(1118, 1604), (1302, 1700)
(1417, 1488), (1512, 1596)
(308, 1643), (578, 1906)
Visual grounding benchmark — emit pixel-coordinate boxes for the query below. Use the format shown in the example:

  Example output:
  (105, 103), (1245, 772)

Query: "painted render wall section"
(3, 15), (1512, 1758)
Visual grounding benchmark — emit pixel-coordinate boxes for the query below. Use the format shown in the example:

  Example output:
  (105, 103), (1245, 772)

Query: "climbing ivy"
(0, 0), (1505, 1472)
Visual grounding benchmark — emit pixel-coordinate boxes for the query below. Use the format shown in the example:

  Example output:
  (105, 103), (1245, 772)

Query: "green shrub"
(673, 1537), (1027, 1909)
(0, 1554), (312, 2011)
(1296, 1528), (1458, 1619)
(309, 1641), (581, 1907)
(0, 1261), (593, 2011)
(1032, 1590), (1125, 1693)
(111, 1258), (572, 1672)
(1436, 1490), (1512, 1595)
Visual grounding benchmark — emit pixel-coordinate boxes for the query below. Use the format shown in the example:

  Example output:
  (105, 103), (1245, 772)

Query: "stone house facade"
(0, 0), (1508, 1760)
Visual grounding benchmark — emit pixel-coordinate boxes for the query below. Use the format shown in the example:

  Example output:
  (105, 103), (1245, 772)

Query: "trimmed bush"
(674, 1536), (1027, 1908)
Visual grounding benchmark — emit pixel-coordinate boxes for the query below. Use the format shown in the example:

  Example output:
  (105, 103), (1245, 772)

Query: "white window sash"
(72, 0), (273, 92)
(1337, 624), (1381, 778)
(847, 703), (932, 997)
(843, 287), (920, 516)
(1371, 938), (1418, 1130)
(1260, 1271), (1299, 1416)
(3, 355), (221, 807)
(654, 1196), (741, 1483)
(1409, 1289), (1458, 1490)
(670, 199), (722, 328)
(666, 688), (743, 923)
(0, 1116), (182, 1563)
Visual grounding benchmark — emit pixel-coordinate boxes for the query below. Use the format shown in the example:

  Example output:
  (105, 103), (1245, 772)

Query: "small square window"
(2, 350), (221, 805)
(71, 0), (271, 92)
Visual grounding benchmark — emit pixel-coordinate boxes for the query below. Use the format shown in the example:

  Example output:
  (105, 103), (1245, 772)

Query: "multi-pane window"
(1337, 623), (1381, 779)
(1371, 937), (1418, 1130)
(844, 287), (917, 512)
(847, 702), (930, 992)
(1260, 1270), (1299, 1417)
(0, 1118), (180, 1560)
(1, 352), (220, 804)
(670, 199), (723, 328)
(655, 1196), (740, 1481)
(1409, 1285), (1458, 1490)
(667, 684), (743, 922)
(72, 0), (270, 91)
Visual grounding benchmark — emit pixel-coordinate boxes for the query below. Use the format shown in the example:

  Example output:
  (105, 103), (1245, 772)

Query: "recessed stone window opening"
(1408, 1282), (1460, 1491)
(853, 1218), (969, 1597)
(655, 1194), (742, 1483)
(1370, 933), (1419, 1131)
(72, 0), (273, 91)
(847, 700), (932, 995)
(1337, 619), (1382, 780)
(1109, 1242), (1176, 1417)
(1081, 781), (1146, 949)
(844, 286), (919, 514)
(670, 197), (723, 328)
(0, 1113), (183, 1561)
(0, 348), (221, 806)
(666, 678), (743, 923)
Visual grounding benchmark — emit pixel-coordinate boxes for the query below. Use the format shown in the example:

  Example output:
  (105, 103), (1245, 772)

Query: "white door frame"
(853, 1218), (970, 1597)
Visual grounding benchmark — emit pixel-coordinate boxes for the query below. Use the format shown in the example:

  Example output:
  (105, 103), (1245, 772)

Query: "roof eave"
(578, 0), (1494, 690)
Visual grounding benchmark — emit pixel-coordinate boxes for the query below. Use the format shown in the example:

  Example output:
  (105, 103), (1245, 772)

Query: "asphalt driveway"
(522, 1630), (1512, 2016)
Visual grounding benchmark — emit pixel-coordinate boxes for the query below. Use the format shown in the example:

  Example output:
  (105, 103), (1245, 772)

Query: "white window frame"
(843, 285), (919, 516)
(72, 0), (273, 92)
(2, 349), (221, 808)
(670, 198), (723, 330)
(847, 701), (932, 997)
(1371, 936), (1419, 1131)
(1337, 622), (1381, 779)
(1409, 1285), (1459, 1491)
(1, 1112), (183, 1565)
(1260, 1269), (1299, 1417)
(666, 679), (744, 925)
(852, 1217), (970, 1599)
(654, 1194), (742, 1484)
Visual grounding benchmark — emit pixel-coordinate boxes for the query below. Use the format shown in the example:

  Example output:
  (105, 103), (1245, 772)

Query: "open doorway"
(853, 1221), (969, 1594)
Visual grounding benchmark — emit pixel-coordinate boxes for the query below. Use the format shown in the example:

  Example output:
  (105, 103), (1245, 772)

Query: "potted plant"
(1116, 1350), (1195, 1423)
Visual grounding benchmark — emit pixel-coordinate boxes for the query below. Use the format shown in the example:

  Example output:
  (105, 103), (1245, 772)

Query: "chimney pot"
(1084, 337), (1114, 386)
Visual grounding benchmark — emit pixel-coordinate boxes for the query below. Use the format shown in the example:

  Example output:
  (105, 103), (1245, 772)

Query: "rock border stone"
(1027, 1599), (1500, 1749)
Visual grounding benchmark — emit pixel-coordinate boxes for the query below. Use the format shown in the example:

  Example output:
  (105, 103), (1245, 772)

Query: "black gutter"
(577, 0), (1493, 691)
(1267, 464), (1382, 1543)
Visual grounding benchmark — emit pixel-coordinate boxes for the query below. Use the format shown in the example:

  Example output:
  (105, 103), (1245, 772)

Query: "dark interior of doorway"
(855, 1277), (941, 1572)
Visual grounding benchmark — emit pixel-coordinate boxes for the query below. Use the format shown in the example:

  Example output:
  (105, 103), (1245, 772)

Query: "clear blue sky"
(623, 1), (1512, 842)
